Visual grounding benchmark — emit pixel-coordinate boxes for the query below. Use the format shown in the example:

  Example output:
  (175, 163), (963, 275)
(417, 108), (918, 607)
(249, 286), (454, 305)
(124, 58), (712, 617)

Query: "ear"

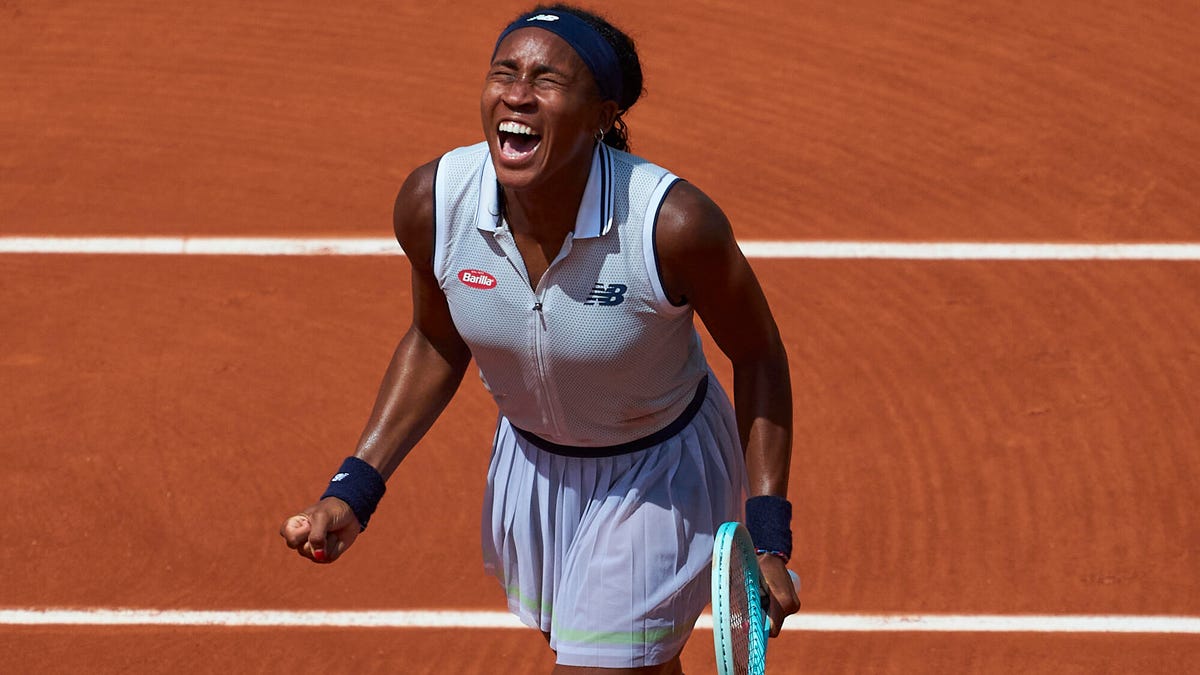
(596, 99), (621, 134)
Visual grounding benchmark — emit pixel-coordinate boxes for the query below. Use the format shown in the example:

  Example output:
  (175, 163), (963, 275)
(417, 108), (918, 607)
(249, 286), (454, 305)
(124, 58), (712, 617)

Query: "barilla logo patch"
(527, 14), (560, 22)
(459, 269), (497, 289)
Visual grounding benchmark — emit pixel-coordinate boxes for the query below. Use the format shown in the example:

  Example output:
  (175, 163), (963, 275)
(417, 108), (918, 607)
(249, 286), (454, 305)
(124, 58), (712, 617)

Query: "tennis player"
(280, 4), (799, 672)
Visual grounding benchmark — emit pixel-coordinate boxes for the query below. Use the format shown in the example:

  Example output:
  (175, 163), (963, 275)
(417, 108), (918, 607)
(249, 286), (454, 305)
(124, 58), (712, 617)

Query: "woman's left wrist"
(746, 494), (792, 562)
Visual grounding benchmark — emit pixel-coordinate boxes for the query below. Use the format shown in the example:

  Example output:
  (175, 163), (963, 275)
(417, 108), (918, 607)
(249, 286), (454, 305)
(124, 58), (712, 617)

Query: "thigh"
(550, 408), (744, 668)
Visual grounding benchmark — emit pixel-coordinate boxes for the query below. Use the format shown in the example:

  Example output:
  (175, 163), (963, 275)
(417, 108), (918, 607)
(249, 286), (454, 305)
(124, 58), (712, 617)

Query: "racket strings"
(720, 547), (748, 667)
(743, 560), (768, 670)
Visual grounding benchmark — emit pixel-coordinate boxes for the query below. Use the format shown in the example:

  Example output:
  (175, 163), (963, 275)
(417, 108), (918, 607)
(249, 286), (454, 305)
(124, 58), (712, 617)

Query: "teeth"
(498, 121), (537, 136)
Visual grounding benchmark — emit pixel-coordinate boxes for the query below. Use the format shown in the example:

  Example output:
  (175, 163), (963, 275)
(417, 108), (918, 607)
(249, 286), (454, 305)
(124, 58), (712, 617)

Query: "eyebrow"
(491, 59), (572, 79)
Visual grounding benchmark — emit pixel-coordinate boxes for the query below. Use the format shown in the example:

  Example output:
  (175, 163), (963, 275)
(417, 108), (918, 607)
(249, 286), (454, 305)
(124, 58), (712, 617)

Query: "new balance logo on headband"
(585, 283), (628, 306)
(527, 14), (560, 22)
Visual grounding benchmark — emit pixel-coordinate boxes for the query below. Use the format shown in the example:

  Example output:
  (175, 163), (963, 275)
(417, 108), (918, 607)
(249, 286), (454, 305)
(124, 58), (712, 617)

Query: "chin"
(494, 168), (544, 195)
(491, 156), (545, 193)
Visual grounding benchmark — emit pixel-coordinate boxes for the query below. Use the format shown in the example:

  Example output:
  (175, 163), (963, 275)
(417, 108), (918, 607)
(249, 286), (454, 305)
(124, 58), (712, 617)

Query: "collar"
(476, 143), (615, 239)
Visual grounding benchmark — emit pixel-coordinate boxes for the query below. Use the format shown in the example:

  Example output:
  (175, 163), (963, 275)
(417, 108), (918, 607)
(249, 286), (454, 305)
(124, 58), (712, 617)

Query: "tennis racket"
(712, 521), (798, 675)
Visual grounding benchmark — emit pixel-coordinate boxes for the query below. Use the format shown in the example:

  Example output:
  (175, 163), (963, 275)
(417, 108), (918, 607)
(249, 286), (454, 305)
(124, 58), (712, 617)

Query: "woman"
(281, 4), (800, 673)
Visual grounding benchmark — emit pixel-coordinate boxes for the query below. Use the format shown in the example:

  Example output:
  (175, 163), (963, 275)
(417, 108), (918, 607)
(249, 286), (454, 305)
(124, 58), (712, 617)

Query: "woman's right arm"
(352, 159), (473, 479)
(279, 159), (472, 563)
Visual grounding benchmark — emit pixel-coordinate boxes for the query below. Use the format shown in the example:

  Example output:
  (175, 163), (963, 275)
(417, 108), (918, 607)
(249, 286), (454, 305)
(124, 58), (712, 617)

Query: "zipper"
(533, 234), (576, 438)
(529, 288), (562, 435)
(493, 226), (569, 438)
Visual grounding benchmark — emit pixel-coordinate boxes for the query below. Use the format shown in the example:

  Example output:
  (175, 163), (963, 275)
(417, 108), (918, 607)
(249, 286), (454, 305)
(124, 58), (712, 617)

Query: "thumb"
(305, 509), (332, 562)
(280, 514), (313, 550)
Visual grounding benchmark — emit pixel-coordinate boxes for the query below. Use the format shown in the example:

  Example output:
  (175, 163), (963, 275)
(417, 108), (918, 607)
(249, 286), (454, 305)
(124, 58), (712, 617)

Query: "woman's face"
(482, 28), (617, 192)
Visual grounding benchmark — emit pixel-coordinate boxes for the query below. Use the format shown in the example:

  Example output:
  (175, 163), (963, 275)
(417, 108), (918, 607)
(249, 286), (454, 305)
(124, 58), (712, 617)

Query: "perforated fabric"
(433, 142), (709, 447)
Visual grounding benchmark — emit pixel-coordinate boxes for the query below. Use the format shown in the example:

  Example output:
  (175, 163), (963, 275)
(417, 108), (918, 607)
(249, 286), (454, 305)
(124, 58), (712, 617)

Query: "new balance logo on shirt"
(585, 283), (628, 306)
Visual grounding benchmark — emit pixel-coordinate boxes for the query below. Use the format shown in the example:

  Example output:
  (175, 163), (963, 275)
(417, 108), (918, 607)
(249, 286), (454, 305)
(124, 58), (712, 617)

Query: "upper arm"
(392, 159), (471, 364)
(655, 182), (784, 366)
(659, 184), (792, 493)
(393, 159), (439, 276)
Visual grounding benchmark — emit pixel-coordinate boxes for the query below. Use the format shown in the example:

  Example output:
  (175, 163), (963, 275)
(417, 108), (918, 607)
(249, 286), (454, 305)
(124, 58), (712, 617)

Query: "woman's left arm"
(656, 180), (800, 631)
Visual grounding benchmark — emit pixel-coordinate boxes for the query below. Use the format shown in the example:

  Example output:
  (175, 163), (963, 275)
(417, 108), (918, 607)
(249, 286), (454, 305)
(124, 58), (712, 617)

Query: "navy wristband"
(320, 456), (387, 530)
(745, 495), (793, 559)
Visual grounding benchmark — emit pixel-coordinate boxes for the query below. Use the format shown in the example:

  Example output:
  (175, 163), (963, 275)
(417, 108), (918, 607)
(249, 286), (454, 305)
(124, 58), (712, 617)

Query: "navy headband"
(493, 10), (624, 105)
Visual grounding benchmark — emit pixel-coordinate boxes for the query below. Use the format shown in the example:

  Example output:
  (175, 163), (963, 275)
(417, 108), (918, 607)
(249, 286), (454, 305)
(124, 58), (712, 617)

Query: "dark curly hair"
(514, 3), (645, 151)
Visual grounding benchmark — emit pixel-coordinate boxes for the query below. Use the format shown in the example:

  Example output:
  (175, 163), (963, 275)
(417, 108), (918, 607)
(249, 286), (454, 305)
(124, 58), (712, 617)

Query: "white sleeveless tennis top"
(432, 141), (710, 449)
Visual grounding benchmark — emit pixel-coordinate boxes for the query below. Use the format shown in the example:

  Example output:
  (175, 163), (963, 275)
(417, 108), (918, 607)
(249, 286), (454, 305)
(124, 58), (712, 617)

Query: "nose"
(501, 75), (536, 110)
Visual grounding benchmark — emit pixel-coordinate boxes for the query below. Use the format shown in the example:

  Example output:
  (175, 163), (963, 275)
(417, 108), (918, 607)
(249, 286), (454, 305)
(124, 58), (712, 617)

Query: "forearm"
(734, 342), (793, 498)
(352, 325), (470, 480)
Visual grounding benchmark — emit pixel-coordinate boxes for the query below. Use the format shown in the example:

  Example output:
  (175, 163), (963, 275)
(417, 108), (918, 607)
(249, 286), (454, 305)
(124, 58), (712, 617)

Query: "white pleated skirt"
(481, 375), (747, 668)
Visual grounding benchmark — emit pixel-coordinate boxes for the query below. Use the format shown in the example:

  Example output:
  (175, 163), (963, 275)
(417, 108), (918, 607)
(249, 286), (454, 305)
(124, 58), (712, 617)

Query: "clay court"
(2, 1), (1198, 672)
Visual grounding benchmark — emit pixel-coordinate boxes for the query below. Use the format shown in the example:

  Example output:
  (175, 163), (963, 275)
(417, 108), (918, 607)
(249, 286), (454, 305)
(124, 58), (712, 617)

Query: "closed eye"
(488, 60), (573, 89)
(533, 75), (567, 89)
(487, 67), (518, 83)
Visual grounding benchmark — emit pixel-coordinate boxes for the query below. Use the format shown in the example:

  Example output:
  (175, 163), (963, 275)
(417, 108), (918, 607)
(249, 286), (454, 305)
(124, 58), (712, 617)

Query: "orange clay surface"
(2, 1), (1199, 673)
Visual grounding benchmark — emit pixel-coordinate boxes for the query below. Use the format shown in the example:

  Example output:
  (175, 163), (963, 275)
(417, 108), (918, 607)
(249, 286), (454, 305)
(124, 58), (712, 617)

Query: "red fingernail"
(312, 549), (325, 562)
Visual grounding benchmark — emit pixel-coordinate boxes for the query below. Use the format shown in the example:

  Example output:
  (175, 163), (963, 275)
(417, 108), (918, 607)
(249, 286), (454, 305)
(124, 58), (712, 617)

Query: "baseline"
(3, 609), (1199, 634)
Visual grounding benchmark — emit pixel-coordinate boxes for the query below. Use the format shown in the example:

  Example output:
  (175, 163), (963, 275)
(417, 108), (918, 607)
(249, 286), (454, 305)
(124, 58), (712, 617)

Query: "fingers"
(305, 507), (332, 560)
(767, 569), (801, 636)
(279, 498), (361, 564)
(279, 511), (330, 563)
(758, 556), (801, 637)
(303, 531), (340, 563)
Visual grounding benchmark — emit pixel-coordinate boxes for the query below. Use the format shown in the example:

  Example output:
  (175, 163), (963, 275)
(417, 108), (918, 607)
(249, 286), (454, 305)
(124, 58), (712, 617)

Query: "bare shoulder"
(392, 158), (440, 273)
(657, 181), (734, 250)
(655, 181), (740, 304)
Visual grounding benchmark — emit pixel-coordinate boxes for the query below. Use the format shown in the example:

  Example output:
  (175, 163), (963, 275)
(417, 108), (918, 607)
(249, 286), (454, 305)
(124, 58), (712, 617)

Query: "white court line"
(0, 237), (400, 256)
(738, 241), (1200, 260)
(2, 609), (1199, 633)
(3, 237), (1200, 259)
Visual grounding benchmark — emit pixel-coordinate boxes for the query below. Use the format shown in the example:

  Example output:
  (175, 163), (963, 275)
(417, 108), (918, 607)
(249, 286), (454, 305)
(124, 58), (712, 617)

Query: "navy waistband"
(511, 375), (710, 458)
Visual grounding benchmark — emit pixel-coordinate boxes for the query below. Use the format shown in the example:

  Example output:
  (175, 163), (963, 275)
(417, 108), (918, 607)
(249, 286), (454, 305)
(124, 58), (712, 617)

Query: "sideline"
(3, 237), (1200, 260)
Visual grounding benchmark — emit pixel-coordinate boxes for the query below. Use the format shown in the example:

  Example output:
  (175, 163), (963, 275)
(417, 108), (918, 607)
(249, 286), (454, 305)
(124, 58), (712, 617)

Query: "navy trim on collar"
(477, 144), (615, 239)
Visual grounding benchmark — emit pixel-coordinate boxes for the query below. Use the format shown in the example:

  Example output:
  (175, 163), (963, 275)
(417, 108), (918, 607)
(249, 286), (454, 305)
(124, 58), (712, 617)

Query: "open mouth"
(497, 120), (542, 161)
